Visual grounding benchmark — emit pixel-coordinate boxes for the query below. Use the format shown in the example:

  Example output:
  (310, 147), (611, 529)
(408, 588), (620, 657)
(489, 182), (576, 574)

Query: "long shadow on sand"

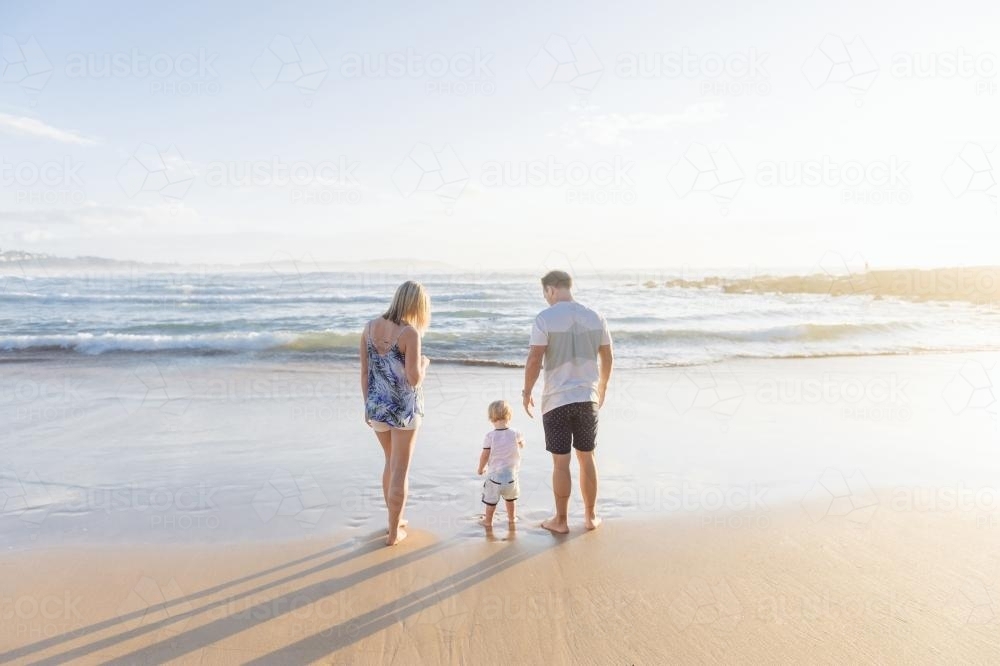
(20, 532), (443, 665)
(55, 530), (577, 665)
(0, 537), (372, 664)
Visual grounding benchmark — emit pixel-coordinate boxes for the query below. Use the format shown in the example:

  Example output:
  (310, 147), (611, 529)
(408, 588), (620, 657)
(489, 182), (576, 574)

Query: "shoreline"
(2, 342), (1000, 367)
(3, 351), (998, 552)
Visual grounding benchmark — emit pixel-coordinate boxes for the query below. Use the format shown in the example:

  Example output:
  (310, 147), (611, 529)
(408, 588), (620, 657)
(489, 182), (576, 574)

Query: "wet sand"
(1, 353), (998, 662)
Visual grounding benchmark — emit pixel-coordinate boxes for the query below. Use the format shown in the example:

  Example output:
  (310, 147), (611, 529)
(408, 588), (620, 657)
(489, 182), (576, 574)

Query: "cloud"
(561, 102), (727, 147)
(0, 113), (99, 146)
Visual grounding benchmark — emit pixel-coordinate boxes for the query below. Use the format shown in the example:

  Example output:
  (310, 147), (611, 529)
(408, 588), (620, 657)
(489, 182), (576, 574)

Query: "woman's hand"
(421, 355), (430, 370)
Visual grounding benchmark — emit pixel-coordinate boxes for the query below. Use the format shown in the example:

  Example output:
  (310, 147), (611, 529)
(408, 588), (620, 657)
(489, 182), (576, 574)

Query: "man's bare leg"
(577, 449), (602, 529)
(542, 453), (571, 534)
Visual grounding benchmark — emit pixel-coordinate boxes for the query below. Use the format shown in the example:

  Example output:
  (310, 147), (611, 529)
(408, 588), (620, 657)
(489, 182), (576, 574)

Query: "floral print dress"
(365, 323), (424, 428)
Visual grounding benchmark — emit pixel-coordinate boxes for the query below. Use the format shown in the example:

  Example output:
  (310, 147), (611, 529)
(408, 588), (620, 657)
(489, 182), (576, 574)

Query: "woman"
(359, 281), (430, 546)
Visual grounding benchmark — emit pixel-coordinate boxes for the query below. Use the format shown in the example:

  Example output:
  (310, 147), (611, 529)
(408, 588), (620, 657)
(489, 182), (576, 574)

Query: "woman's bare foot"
(584, 514), (603, 530)
(541, 516), (569, 534)
(385, 518), (409, 534)
(386, 526), (408, 546)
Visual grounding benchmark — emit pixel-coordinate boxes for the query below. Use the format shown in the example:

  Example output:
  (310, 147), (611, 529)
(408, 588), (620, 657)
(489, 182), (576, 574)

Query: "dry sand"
(2, 502), (999, 665)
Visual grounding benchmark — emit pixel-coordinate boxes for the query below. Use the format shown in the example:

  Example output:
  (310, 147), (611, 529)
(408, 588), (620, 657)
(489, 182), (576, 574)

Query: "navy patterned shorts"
(542, 401), (599, 455)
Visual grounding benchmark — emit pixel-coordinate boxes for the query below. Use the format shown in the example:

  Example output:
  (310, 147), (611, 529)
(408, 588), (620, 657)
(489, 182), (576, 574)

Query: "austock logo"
(392, 143), (469, 209)
(252, 35), (328, 95)
(0, 34), (53, 97)
(667, 143), (743, 213)
(802, 35), (878, 103)
(527, 35), (603, 94)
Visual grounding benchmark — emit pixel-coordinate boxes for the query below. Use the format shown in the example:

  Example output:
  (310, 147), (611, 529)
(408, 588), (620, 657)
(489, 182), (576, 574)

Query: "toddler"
(478, 399), (525, 527)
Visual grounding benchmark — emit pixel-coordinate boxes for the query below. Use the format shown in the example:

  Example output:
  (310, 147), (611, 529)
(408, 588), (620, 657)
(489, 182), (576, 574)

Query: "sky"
(0, 0), (998, 271)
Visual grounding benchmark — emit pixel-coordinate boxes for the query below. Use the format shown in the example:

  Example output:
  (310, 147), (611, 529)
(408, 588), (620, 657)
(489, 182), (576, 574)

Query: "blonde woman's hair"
(488, 400), (513, 423)
(383, 281), (431, 333)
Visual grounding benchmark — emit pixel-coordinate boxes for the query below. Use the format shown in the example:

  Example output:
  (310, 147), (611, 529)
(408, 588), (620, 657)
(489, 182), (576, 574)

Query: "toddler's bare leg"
(479, 504), (496, 527)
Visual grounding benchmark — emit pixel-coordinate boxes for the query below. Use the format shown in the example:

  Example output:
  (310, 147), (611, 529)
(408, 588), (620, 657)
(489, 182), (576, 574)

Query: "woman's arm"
(400, 327), (428, 388)
(359, 324), (369, 399)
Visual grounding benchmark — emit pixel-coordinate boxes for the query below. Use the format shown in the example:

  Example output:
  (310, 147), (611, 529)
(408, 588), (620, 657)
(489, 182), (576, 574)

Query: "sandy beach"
(2, 504), (1000, 664)
(2, 353), (999, 662)
(5, 0), (1000, 661)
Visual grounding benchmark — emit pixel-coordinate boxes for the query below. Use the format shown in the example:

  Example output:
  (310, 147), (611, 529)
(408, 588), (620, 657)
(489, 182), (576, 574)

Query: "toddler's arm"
(478, 432), (491, 475)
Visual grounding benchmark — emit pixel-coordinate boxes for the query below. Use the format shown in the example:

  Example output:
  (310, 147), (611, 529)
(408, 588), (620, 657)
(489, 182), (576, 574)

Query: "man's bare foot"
(386, 526), (407, 546)
(541, 517), (569, 534)
(584, 515), (603, 530)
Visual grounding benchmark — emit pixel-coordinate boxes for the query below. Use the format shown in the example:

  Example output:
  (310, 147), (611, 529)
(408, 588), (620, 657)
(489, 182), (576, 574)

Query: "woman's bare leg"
(375, 429), (392, 506)
(386, 427), (418, 546)
(374, 429), (408, 531)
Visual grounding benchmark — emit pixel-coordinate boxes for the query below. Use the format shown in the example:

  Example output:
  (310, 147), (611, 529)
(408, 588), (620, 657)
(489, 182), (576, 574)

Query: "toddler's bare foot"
(584, 514), (603, 530)
(478, 517), (493, 528)
(386, 526), (407, 546)
(541, 516), (569, 534)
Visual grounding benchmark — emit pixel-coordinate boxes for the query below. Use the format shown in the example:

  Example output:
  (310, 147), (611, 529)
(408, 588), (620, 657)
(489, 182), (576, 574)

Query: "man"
(522, 270), (613, 533)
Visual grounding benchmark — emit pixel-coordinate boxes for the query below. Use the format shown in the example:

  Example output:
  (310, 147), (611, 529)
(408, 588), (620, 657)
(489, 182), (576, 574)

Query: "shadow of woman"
(0, 536), (374, 664)
(25, 532), (446, 666)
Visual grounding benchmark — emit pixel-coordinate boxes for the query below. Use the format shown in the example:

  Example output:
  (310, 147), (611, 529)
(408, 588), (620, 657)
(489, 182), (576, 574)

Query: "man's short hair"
(541, 270), (573, 289)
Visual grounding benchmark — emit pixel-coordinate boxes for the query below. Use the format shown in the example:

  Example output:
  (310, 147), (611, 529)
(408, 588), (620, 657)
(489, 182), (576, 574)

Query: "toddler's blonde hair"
(487, 400), (512, 423)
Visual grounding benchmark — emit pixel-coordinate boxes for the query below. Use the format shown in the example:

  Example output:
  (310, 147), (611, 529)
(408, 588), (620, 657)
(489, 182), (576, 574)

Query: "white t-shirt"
(529, 301), (612, 414)
(483, 428), (523, 479)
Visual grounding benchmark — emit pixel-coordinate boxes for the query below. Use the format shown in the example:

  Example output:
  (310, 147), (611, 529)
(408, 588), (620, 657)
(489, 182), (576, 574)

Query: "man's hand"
(522, 392), (535, 418)
(598, 383), (608, 409)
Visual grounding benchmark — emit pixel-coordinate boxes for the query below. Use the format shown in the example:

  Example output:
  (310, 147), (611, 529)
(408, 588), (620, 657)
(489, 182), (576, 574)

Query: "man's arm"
(522, 345), (545, 418)
(597, 344), (614, 408)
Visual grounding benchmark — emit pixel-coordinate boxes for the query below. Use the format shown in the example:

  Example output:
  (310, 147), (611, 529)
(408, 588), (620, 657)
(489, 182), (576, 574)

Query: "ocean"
(2, 265), (999, 550)
(1, 268), (999, 366)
